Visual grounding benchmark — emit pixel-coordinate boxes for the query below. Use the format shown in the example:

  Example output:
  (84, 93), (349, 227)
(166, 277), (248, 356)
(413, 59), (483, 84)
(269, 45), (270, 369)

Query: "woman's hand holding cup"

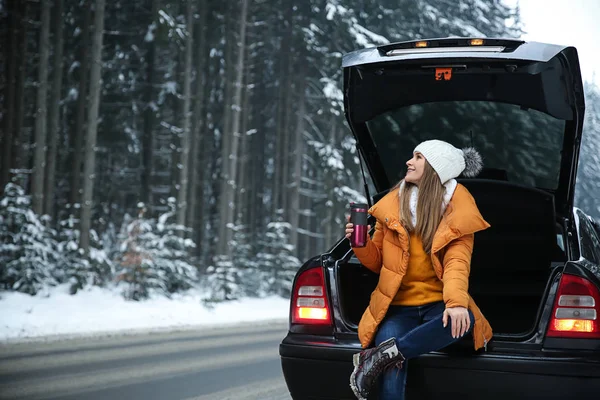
(345, 214), (354, 239)
(345, 214), (371, 242)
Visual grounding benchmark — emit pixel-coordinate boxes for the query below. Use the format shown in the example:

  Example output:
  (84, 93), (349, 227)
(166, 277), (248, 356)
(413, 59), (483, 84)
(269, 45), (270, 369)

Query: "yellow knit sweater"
(391, 234), (444, 306)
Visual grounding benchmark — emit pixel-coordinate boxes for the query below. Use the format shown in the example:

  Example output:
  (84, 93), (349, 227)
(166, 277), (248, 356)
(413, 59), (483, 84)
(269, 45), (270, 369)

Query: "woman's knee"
(375, 307), (420, 345)
(375, 319), (397, 345)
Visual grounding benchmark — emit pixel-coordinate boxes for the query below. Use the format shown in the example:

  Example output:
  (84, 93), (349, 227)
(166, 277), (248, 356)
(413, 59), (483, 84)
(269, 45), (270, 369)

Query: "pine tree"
(114, 205), (160, 300)
(56, 213), (113, 295)
(230, 219), (260, 297)
(114, 200), (198, 300)
(201, 220), (248, 302)
(204, 254), (244, 303)
(153, 197), (198, 294)
(0, 183), (58, 295)
(256, 216), (301, 298)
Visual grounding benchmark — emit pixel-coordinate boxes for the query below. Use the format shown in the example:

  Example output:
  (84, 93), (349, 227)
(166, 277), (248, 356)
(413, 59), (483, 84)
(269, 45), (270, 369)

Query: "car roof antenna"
(356, 143), (372, 208)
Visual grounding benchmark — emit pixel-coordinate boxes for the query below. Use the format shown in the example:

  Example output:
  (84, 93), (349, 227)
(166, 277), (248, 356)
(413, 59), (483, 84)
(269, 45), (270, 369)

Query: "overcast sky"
(503, 0), (600, 85)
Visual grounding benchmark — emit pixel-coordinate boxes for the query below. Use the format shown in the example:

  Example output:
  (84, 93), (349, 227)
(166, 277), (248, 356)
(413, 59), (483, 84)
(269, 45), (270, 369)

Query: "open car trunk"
(336, 179), (567, 337)
(336, 38), (584, 340)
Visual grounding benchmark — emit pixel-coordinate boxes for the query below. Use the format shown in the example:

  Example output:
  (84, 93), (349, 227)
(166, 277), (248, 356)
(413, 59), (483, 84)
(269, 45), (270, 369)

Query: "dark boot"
(349, 337), (405, 400)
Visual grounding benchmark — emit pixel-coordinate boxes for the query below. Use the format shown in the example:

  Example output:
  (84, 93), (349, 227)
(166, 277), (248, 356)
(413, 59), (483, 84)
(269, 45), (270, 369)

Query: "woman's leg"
(374, 306), (420, 400)
(394, 303), (475, 360)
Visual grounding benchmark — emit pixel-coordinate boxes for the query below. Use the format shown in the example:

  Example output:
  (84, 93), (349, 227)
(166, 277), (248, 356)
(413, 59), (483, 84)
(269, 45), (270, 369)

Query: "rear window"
(365, 101), (566, 189)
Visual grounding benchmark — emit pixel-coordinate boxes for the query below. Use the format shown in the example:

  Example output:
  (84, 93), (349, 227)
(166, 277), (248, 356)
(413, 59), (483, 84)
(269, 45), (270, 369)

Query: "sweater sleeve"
(352, 220), (384, 274)
(442, 233), (473, 308)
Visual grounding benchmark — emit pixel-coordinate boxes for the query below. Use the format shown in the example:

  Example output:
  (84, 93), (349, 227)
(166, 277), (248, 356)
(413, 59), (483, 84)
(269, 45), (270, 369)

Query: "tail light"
(547, 273), (600, 339)
(291, 267), (332, 325)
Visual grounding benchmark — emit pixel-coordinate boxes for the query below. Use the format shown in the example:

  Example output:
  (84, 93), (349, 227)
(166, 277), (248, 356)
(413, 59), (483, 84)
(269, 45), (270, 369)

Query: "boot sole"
(349, 364), (367, 400)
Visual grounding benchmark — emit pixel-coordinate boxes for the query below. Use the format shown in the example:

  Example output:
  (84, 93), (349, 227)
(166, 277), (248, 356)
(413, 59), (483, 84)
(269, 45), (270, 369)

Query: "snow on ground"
(0, 285), (289, 342)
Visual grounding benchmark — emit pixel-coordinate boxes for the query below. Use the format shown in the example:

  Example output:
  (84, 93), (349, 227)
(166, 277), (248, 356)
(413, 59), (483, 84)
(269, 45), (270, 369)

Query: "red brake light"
(291, 267), (332, 325)
(547, 274), (600, 338)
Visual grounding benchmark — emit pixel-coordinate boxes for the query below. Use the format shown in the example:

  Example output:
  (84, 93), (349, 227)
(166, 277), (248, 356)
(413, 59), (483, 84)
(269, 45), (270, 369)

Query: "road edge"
(0, 318), (289, 345)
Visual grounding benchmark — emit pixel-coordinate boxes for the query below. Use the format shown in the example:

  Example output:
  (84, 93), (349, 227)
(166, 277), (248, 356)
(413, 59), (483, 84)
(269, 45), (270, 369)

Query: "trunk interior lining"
(461, 179), (563, 335)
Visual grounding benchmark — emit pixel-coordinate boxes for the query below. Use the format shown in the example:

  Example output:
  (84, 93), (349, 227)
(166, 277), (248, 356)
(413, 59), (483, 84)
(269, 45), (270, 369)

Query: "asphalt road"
(0, 323), (291, 400)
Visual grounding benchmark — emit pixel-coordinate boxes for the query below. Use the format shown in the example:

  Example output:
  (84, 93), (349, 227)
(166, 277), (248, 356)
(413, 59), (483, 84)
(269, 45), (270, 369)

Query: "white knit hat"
(413, 139), (483, 184)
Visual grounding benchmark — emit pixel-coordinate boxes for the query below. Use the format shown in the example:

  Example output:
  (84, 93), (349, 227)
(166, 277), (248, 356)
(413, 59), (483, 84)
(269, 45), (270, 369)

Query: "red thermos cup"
(349, 203), (368, 247)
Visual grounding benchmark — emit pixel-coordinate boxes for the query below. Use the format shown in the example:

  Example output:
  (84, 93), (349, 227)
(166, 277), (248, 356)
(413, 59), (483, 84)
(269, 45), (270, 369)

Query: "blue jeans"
(374, 301), (474, 400)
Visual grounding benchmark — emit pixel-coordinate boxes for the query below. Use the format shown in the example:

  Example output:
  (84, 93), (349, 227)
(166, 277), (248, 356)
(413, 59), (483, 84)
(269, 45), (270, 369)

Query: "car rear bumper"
(279, 334), (600, 400)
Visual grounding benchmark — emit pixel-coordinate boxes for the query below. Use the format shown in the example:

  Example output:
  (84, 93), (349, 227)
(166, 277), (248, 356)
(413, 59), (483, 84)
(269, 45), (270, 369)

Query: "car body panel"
(281, 336), (600, 399)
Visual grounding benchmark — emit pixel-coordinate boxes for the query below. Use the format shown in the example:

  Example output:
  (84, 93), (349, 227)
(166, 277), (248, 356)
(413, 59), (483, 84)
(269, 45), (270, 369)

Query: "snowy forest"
(1, 0), (599, 302)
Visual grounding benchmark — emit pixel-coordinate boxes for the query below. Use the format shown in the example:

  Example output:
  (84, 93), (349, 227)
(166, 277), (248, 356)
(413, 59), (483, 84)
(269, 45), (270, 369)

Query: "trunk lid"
(335, 38), (586, 345)
(342, 38), (585, 216)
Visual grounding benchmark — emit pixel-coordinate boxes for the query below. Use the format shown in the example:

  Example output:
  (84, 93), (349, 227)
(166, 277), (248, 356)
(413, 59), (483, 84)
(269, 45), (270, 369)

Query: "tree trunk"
(215, 4), (234, 253)
(289, 64), (307, 250)
(69, 1), (91, 206)
(314, 165), (324, 256)
(280, 56), (294, 224)
(44, 0), (65, 217)
(12, 0), (28, 180)
(248, 80), (266, 247)
(1, 0), (18, 192)
(273, 2), (293, 221)
(187, 0), (208, 232)
(170, 55), (182, 200)
(220, 2), (234, 172)
(217, 0), (248, 254)
(31, 0), (52, 215)
(235, 50), (251, 225)
(176, 0), (194, 228)
(140, 0), (159, 207)
(324, 118), (338, 248)
(301, 165), (316, 260)
(197, 17), (220, 262)
(80, 0), (106, 252)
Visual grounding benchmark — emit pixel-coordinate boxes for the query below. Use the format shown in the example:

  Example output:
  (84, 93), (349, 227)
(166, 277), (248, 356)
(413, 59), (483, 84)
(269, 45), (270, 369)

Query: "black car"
(279, 38), (600, 400)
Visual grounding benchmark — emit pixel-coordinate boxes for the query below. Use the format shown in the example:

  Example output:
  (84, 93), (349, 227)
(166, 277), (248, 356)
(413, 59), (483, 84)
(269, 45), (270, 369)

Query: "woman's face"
(405, 152), (425, 184)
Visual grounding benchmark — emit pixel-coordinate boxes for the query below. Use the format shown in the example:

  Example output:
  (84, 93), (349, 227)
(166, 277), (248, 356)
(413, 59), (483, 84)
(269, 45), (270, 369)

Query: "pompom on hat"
(413, 139), (483, 184)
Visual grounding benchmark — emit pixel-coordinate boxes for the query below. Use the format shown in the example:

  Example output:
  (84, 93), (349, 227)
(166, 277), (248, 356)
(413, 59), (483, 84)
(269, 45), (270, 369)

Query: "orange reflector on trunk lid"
(435, 68), (452, 81)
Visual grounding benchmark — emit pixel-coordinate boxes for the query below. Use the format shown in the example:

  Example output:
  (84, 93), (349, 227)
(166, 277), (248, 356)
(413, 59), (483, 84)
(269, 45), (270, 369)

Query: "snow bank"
(0, 285), (289, 342)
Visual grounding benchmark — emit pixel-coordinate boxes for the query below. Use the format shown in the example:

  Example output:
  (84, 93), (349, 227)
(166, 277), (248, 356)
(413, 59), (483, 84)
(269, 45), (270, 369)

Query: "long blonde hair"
(398, 161), (446, 254)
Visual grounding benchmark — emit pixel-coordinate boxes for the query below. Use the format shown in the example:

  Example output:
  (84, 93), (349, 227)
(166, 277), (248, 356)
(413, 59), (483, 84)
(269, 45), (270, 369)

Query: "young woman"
(345, 139), (493, 400)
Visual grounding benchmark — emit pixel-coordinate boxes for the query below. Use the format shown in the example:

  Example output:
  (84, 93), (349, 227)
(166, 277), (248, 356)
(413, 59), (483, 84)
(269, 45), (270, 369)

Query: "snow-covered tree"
(56, 214), (113, 294)
(114, 200), (197, 300)
(204, 254), (244, 303)
(114, 210), (156, 300)
(203, 222), (244, 303)
(231, 220), (262, 297)
(152, 197), (198, 294)
(256, 219), (301, 298)
(0, 183), (58, 295)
